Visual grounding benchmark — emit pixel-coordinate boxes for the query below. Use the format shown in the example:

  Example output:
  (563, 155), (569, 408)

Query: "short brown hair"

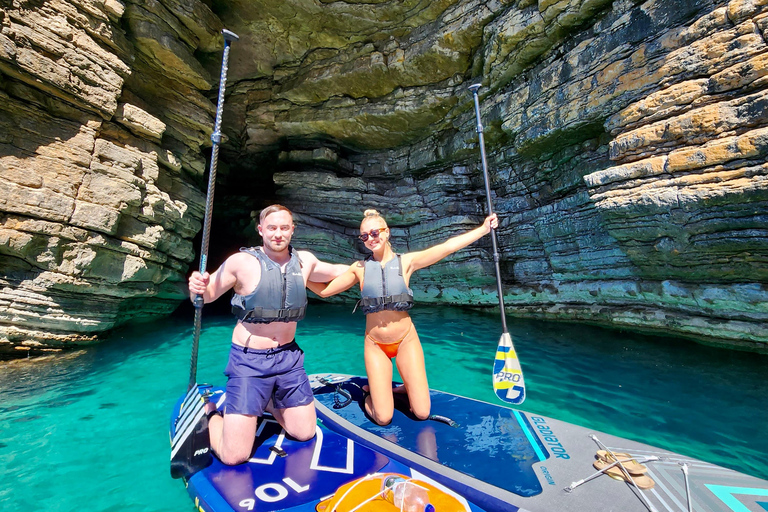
(259, 204), (293, 223)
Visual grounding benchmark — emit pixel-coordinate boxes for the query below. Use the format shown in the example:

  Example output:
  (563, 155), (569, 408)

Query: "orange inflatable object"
(316, 473), (466, 512)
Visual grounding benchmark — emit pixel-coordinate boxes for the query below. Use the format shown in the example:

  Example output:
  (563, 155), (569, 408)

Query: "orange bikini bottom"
(366, 324), (413, 359)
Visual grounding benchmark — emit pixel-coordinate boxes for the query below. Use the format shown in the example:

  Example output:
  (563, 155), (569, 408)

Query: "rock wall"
(476, 0), (768, 350)
(0, 0), (221, 355)
(222, 0), (767, 351)
(1, 0), (766, 354)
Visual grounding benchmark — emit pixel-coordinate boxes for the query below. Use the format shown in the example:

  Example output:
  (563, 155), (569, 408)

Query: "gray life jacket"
(357, 254), (414, 315)
(231, 246), (307, 323)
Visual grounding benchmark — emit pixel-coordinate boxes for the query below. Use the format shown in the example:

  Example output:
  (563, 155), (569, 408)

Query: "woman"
(309, 209), (498, 425)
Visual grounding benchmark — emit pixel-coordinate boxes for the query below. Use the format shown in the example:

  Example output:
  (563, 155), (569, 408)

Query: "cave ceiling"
(197, 0), (497, 178)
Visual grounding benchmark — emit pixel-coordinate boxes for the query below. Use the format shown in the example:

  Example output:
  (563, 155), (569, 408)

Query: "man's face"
(258, 211), (294, 252)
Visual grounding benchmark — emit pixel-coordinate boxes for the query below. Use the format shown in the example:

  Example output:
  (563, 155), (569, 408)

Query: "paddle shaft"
(469, 84), (508, 334)
(188, 29), (239, 391)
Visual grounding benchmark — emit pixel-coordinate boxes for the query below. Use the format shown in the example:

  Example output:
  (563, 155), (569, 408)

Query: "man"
(187, 204), (347, 465)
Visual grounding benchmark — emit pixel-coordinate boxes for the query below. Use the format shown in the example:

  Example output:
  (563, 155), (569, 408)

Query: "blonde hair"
(361, 209), (387, 227)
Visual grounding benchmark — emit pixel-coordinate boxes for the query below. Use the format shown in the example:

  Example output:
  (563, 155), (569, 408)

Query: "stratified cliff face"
(0, 0), (221, 354)
(1, 0), (766, 355)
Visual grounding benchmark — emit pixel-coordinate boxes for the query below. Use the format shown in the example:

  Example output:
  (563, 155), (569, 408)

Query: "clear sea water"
(1, 303), (766, 512)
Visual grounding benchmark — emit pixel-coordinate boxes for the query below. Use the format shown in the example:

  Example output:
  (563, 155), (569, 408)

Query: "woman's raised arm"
(405, 214), (498, 272)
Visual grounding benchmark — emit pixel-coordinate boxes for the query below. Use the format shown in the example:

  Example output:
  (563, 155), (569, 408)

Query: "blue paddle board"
(170, 386), (488, 512)
(310, 374), (768, 512)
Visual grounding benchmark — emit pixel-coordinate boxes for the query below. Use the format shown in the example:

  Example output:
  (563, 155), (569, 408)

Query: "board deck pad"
(310, 374), (768, 512)
(314, 376), (544, 497)
(170, 387), (485, 512)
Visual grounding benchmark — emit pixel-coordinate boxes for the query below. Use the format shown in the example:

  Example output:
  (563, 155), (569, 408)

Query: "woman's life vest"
(231, 246), (307, 323)
(357, 254), (414, 314)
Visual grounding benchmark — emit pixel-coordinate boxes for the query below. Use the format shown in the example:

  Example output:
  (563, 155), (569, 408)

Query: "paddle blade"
(492, 332), (525, 404)
(170, 384), (213, 479)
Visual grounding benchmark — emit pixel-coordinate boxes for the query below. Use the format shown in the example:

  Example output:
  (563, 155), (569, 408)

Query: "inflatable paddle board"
(310, 374), (768, 512)
(170, 386), (488, 512)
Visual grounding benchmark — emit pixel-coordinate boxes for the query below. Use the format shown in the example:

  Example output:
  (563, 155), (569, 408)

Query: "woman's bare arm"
(405, 214), (498, 273)
(307, 263), (362, 297)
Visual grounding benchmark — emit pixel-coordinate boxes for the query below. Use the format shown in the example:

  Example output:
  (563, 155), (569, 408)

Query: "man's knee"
(217, 447), (251, 466)
(286, 423), (317, 442)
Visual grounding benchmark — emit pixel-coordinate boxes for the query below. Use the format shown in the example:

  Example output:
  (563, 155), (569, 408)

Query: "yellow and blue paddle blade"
(493, 332), (526, 404)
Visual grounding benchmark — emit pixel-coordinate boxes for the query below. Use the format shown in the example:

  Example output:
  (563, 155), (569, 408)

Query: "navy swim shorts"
(223, 340), (314, 416)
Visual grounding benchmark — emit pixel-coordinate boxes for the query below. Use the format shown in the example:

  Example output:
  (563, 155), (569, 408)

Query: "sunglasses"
(358, 228), (386, 242)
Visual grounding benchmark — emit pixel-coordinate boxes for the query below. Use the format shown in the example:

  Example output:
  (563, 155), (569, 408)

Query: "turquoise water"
(1, 303), (766, 511)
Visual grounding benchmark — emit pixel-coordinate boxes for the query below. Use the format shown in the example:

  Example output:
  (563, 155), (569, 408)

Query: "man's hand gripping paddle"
(469, 84), (526, 405)
(170, 29), (238, 480)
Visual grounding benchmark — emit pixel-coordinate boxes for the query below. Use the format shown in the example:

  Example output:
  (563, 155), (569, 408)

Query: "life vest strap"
(233, 305), (307, 323)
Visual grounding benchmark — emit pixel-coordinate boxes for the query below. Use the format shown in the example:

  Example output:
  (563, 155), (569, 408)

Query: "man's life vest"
(357, 254), (414, 315)
(231, 246), (307, 323)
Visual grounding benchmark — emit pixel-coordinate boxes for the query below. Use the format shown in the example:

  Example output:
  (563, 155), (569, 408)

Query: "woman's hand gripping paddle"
(469, 84), (526, 405)
(170, 28), (238, 480)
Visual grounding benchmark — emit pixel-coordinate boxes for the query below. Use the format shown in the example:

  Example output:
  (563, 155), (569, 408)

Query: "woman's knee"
(372, 410), (394, 426)
(367, 400), (393, 426)
(409, 396), (431, 421)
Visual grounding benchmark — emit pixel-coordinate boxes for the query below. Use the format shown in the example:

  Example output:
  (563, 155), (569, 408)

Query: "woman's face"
(359, 218), (389, 251)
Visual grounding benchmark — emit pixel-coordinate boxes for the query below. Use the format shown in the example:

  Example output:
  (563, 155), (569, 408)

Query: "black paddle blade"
(170, 385), (213, 479)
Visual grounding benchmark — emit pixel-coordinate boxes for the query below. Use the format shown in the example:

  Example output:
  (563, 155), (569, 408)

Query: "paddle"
(469, 84), (526, 405)
(170, 28), (239, 480)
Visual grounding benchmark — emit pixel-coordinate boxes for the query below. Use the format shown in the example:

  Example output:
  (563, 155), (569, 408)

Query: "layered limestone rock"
(1, 0), (766, 354)
(0, 0), (219, 355)
(231, 0), (768, 352)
